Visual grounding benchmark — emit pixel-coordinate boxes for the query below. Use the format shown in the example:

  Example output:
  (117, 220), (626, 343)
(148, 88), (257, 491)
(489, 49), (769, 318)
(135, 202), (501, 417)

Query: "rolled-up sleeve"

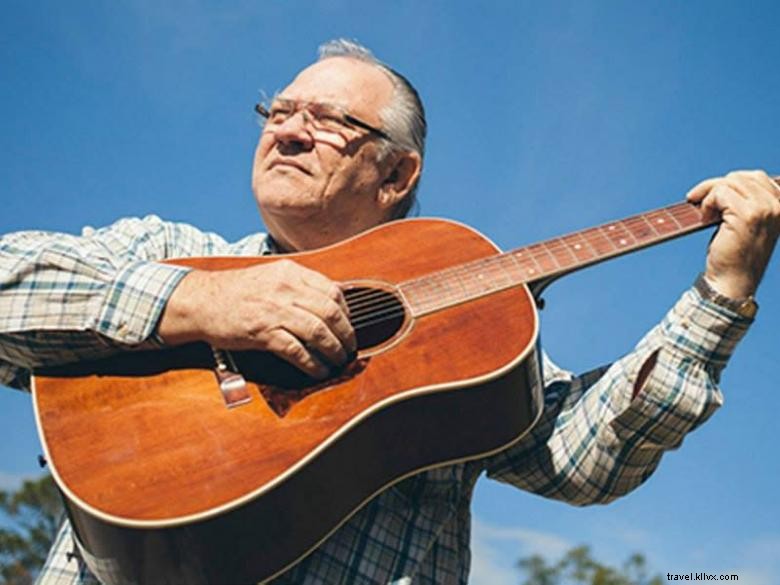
(484, 286), (752, 505)
(0, 215), (238, 390)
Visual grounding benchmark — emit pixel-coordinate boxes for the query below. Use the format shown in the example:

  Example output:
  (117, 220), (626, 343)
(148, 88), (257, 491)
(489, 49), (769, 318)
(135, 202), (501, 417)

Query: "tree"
(518, 545), (664, 585)
(0, 475), (63, 585)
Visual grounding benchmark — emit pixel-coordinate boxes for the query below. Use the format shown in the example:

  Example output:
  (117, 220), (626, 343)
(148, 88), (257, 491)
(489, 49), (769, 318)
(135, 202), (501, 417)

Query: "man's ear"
(378, 151), (422, 210)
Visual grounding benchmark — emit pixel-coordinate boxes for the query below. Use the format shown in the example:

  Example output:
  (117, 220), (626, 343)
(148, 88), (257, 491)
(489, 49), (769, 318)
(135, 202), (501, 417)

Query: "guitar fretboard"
(401, 202), (712, 316)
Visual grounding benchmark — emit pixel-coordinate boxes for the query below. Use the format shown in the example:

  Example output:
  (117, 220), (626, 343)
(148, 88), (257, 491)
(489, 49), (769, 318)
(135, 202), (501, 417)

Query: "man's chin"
(256, 191), (324, 221)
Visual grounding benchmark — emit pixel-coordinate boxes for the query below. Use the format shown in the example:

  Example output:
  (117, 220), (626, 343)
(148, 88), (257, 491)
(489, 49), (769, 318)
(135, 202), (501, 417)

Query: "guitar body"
(32, 218), (543, 584)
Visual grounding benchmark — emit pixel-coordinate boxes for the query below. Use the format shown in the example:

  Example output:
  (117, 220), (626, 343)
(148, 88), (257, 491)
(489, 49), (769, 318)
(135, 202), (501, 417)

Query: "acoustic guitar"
(33, 200), (728, 584)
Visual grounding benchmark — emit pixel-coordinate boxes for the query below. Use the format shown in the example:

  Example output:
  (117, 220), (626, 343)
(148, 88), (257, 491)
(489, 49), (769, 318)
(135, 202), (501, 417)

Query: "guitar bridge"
(211, 347), (251, 408)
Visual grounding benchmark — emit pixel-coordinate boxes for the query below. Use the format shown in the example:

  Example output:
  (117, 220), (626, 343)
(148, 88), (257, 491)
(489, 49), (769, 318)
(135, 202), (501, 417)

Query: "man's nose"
(272, 112), (314, 150)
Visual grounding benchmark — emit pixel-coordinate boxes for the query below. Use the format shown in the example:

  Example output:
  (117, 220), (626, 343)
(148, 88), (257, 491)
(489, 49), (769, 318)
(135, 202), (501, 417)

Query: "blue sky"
(2, 1), (779, 582)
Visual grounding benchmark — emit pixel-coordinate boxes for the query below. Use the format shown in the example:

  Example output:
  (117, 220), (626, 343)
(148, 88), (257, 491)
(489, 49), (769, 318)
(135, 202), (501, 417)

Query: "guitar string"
(350, 304), (406, 328)
(350, 304), (407, 330)
(343, 206), (701, 309)
(344, 206), (705, 322)
(345, 224), (696, 321)
(346, 237), (657, 322)
(256, 205), (708, 347)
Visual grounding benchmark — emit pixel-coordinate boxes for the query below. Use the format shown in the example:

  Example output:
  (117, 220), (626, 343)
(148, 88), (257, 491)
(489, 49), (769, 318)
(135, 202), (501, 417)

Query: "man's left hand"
(686, 169), (780, 299)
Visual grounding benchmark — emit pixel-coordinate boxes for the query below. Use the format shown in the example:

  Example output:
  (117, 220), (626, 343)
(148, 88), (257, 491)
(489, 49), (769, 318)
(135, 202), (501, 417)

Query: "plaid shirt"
(0, 215), (751, 585)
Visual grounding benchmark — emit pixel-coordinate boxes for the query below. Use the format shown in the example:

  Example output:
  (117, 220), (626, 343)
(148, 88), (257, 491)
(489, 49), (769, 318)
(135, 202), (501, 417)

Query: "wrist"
(694, 273), (758, 319)
(157, 270), (215, 345)
(702, 269), (758, 299)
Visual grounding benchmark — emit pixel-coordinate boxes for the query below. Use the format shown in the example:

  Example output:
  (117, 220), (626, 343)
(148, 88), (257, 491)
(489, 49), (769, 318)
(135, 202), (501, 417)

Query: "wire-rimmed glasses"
(255, 97), (391, 145)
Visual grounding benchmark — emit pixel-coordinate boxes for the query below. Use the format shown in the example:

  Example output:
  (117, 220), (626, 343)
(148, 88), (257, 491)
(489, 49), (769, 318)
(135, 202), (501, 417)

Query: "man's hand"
(686, 170), (780, 299)
(158, 259), (357, 379)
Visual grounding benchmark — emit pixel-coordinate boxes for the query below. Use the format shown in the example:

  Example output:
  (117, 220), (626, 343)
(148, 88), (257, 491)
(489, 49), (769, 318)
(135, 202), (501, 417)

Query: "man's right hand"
(158, 260), (357, 379)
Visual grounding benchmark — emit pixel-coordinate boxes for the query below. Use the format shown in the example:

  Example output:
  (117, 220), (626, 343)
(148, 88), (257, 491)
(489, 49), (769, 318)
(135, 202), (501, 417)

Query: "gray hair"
(318, 39), (426, 218)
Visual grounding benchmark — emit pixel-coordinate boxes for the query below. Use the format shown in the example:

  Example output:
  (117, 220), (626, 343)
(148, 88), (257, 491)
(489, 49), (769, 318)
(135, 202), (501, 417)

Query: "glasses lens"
(305, 103), (348, 133)
(267, 100), (297, 124)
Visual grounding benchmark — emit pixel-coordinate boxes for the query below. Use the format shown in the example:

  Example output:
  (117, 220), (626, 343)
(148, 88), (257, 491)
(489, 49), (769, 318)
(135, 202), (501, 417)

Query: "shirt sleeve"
(0, 215), (232, 390)
(483, 285), (753, 505)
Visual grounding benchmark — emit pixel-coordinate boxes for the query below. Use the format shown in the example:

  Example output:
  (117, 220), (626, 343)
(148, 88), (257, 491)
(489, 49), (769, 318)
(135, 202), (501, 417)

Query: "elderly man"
(2, 40), (779, 584)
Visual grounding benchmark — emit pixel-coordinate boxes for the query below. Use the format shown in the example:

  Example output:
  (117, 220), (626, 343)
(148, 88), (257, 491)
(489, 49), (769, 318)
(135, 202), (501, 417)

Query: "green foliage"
(0, 475), (63, 585)
(518, 545), (664, 585)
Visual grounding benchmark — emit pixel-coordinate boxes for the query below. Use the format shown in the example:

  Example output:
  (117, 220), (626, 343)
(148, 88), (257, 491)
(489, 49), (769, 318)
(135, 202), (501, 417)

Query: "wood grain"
(34, 219), (539, 522)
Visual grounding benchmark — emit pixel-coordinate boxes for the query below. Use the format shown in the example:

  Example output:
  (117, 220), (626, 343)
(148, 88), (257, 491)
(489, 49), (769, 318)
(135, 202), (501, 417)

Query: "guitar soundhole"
(344, 285), (406, 351)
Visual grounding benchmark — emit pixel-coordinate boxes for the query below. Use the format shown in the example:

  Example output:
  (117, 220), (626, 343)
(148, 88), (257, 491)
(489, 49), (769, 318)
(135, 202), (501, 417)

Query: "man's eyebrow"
(275, 95), (350, 110)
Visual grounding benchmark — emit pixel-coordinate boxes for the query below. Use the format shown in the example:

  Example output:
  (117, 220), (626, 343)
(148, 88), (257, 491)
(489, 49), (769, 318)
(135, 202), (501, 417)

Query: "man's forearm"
(0, 218), (194, 369)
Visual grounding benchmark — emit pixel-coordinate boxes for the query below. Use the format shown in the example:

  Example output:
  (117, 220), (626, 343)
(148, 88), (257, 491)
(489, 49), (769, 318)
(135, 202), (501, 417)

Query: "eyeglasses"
(255, 97), (391, 143)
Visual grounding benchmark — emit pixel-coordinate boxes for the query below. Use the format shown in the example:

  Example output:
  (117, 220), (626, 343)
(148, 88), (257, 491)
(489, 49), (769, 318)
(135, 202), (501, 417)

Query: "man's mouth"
(269, 159), (312, 175)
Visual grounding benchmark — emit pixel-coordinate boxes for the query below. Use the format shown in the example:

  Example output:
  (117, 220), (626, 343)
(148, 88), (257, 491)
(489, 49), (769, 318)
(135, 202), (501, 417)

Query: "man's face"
(252, 57), (398, 252)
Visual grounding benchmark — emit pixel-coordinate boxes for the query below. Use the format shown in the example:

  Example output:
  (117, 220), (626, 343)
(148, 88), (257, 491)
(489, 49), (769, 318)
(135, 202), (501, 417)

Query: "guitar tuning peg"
(37, 454), (47, 468)
(535, 297), (546, 310)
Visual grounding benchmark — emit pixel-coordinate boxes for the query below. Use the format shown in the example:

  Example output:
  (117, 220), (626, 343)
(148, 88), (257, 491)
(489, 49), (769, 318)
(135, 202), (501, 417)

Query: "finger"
(722, 170), (780, 209)
(265, 329), (330, 379)
(770, 175), (780, 195)
(293, 266), (355, 350)
(700, 182), (751, 224)
(728, 169), (775, 190)
(300, 269), (351, 317)
(696, 175), (750, 223)
(724, 176), (780, 238)
(294, 294), (357, 354)
(686, 178), (720, 203)
(285, 307), (351, 367)
(738, 172), (780, 208)
(720, 175), (780, 219)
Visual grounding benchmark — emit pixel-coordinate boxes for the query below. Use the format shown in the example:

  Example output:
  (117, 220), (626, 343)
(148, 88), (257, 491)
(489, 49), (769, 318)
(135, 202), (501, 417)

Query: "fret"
(510, 249), (545, 280)
(623, 215), (657, 243)
(447, 269), (466, 297)
(559, 233), (596, 263)
(644, 208), (680, 235)
(411, 285), (436, 313)
(460, 267), (492, 297)
(579, 226), (615, 256)
(672, 204), (704, 228)
(431, 272), (454, 294)
(416, 282), (440, 308)
(503, 252), (529, 281)
(546, 238), (577, 268)
(612, 220), (638, 246)
(527, 242), (558, 273)
(461, 270), (483, 297)
(597, 224), (627, 251)
(449, 267), (471, 295)
(424, 274), (451, 298)
(490, 257), (516, 288)
(401, 282), (429, 313)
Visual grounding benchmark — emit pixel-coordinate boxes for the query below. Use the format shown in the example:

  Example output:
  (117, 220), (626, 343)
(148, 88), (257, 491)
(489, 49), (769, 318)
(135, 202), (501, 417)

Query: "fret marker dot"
(608, 225), (616, 230)
(478, 274), (484, 280)
(528, 268), (535, 274)
(657, 218), (665, 223)
(574, 243), (581, 250)
(619, 238), (627, 246)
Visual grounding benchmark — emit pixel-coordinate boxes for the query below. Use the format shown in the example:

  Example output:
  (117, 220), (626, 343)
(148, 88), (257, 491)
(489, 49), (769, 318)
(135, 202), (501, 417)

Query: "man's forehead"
(282, 57), (393, 115)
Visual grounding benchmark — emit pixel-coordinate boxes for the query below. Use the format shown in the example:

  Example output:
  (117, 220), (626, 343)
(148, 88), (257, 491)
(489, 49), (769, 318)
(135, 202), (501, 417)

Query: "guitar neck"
(402, 201), (714, 317)
(509, 201), (713, 284)
(402, 175), (780, 316)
